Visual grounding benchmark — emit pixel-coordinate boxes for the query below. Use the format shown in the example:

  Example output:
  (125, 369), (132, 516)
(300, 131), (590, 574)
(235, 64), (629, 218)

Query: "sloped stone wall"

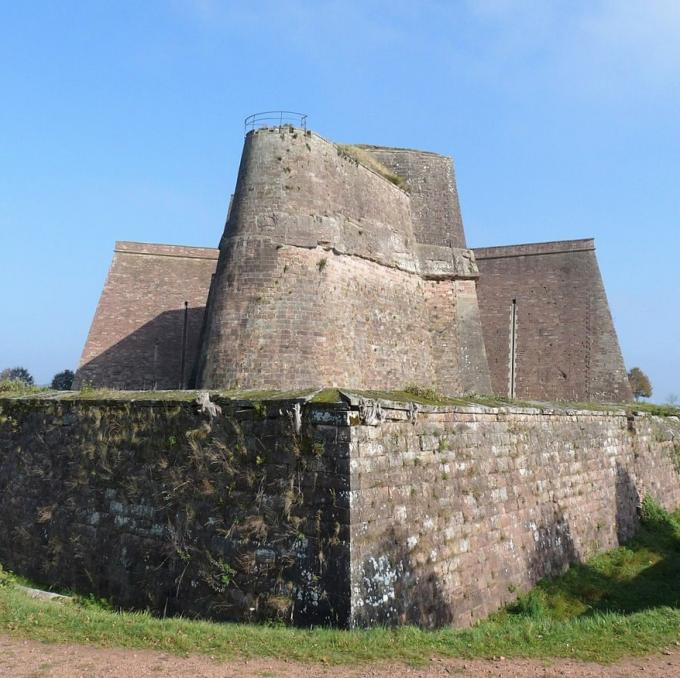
(1, 394), (678, 629)
(360, 145), (467, 249)
(349, 399), (680, 627)
(74, 242), (218, 390)
(196, 126), (491, 395)
(473, 239), (632, 402)
(0, 394), (351, 625)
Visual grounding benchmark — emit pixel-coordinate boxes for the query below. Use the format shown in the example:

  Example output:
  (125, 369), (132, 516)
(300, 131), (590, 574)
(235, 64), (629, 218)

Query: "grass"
(310, 388), (343, 404)
(2, 498), (680, 664)
(3, 383), (678, 418)
(0, 379), (48, 395)
(0, 387), (322, 403)
(628, 401), (680, 417)
(501, 497), (680, 624)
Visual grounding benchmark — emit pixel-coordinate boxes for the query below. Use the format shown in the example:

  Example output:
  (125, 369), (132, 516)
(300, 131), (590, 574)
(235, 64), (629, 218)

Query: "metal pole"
(510, 299), (517, 399)
(152, 340), (158, 390)
(180, 301), (188, 389)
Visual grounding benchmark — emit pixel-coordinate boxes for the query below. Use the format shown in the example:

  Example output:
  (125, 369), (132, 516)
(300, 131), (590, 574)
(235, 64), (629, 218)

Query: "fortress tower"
(195, 126), (492, 393)
(75, 115), (632, 402)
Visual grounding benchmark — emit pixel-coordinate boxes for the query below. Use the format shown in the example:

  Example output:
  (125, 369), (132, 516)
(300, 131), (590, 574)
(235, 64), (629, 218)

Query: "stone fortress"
(75, 114), (632, 402)
(5, 115), (680, 630)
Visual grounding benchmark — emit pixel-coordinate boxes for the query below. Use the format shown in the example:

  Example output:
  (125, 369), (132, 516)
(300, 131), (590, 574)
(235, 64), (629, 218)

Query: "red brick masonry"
(75, 242), (218, 389)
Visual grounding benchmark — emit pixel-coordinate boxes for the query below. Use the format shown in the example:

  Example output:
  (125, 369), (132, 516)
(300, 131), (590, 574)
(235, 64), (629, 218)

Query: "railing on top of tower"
(244, 111), (308, 134)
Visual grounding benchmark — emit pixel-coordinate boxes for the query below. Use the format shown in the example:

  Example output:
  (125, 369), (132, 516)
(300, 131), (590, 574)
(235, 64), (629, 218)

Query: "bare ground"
(1, 636), (680, 678)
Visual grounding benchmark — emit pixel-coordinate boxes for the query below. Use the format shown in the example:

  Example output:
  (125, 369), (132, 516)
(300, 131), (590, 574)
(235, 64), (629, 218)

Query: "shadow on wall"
(0, 400), (351, 626)
(355, 463), (675, 628)
(615, 462), (641, 543)
(524, 464), (641, 587)
(512, 466), (680, 619)
(525, 504), (579, 583)
(75, 308), (206, 390)
(354, 527), (453, 628)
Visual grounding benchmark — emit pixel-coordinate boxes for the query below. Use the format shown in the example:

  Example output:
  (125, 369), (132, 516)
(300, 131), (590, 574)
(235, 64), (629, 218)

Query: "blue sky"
(1, 1), (678, 399)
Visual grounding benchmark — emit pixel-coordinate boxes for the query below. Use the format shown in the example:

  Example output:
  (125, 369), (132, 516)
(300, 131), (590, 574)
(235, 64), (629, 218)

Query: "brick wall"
(347, 397), (680, 627)
(473, 240), (632, 402)
(74, 242), (218, 389)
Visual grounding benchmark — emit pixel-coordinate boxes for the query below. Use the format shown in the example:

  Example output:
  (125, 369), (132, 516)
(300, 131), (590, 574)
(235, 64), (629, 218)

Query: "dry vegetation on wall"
(0, 395), (350, 625)
(336, 144), (407, 190)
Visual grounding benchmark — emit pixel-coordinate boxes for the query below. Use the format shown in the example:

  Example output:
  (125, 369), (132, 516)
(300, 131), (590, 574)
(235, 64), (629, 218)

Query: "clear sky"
(1, 1), (678, 400)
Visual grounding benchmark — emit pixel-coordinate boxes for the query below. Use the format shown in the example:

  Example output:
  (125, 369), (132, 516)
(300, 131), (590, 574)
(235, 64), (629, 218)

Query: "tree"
(628, 367), (652, 400)
(51, 369), (75, 390)
(0, 366), (34, 385)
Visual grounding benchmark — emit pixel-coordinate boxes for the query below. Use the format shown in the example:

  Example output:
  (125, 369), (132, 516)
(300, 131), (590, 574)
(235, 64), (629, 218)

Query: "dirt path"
(1, 635), (679, 677)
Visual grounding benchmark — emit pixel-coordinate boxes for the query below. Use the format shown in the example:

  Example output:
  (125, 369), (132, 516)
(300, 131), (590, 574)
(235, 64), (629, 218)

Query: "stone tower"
(195, 125), (492, 394)
(74, 118), (633, 403)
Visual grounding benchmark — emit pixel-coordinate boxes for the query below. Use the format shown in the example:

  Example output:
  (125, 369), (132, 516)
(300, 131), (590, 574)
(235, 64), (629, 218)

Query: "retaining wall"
(1, 393), (678, 628)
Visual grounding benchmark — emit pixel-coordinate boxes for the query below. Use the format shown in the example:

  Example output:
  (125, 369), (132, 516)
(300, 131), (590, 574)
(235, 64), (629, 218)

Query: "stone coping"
(473, 238), (595, 260)
(2, 389), (674, 420)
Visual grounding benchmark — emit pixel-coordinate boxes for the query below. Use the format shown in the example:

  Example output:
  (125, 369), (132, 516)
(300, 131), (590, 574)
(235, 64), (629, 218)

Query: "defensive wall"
(473, 240), (632, 402)
(75, 242), (218, 390)
(196, 126), (491, 395)
(74, 123), (633, 404)
(2, 392), (678, 628)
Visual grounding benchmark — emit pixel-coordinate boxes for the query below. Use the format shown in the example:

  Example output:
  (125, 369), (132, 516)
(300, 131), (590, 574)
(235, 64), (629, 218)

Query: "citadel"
(5, 115), (673, 630)
(75, 114), (632, 402)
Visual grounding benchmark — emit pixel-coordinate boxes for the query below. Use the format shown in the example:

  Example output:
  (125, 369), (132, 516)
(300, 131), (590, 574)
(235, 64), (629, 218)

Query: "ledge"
(2, 389), (675, 419)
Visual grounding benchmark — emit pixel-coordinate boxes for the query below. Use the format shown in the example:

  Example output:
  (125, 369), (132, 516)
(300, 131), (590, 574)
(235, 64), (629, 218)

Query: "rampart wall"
(197, 127), (491, 394)
(75, 242), (218, 390)
(473, 240), (632, 402)
(0, 393), (350, 625)
(73, 127), (633, 404)
(1, 393), (678, 628)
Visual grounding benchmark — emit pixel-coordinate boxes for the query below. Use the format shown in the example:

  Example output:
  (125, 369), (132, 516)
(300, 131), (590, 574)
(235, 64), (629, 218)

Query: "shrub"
(403, 384), (440, 401)
(51, 369), (75, 390)
(640, 495), (672, 528)
(628, 367), (652, 400)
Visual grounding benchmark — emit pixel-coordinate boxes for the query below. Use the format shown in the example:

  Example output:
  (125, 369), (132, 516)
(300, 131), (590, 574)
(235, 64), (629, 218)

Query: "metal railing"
(244, 111), (308, 133)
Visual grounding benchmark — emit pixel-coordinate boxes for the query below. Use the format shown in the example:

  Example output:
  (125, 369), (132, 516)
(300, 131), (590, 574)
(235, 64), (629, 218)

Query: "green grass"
(2, 498), (680, 664)
(628, 401), (680, 417)
(0, 387), (322, 403)
(501, 497), (680, 625)
(310, 388), (344, 404)
(0, 379), (49, 395)
(3, 384), (678, 419)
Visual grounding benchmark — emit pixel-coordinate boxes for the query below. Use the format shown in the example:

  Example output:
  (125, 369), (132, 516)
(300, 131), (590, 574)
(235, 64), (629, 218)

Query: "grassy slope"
(2, 500), (680, 664)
